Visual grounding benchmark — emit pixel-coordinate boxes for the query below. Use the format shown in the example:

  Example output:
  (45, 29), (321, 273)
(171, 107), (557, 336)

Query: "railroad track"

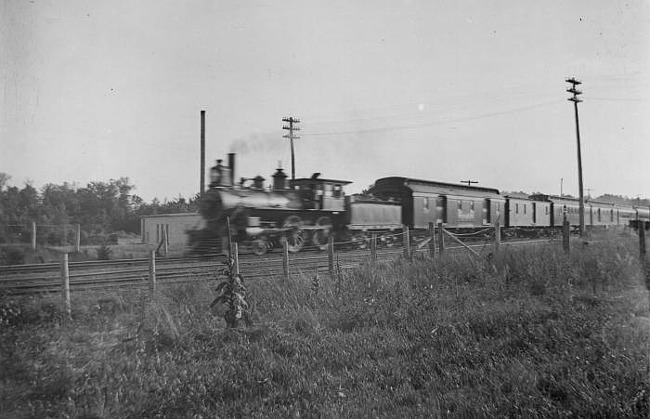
(0, 238), (555, 295)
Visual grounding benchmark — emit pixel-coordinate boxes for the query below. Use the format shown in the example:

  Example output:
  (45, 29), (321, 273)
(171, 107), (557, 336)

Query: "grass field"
(1, 230), (648, 417)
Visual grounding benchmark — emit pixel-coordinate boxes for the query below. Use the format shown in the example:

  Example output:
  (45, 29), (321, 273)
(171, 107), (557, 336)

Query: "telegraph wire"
(302, 99), (562, 137)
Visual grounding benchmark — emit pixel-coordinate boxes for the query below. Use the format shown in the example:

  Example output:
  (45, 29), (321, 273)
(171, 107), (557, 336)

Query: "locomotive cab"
(291, 174), (351, 211)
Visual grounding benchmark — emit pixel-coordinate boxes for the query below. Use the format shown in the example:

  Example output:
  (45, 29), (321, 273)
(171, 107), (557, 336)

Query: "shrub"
(96, 243), (112, 260)
(0, 246), (26, 265)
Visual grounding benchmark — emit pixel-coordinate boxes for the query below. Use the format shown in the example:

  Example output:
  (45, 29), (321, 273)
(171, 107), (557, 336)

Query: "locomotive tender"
(193, 154), (650, 255)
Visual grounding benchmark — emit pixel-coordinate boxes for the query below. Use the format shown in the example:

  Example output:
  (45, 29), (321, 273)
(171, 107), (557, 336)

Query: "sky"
(1, 0), (649, 202)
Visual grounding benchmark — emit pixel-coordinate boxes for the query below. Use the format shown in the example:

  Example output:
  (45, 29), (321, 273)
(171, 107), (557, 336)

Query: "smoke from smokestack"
(229, 132), (285, 155)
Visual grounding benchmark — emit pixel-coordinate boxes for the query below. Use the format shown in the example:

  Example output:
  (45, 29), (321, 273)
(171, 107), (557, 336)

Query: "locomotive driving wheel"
(281, 215), (305, 253)
(312, 216), (333, 250)
(351, 233), (369, 250)
(380, 233), (395, 247)
(251, 238), (269, 256)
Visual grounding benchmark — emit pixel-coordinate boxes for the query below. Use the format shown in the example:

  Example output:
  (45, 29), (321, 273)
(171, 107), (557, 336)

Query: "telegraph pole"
(566, 77), (585, 236)
(200, 110), (206, 195)
(460, 180), (478, 187)
(282, 117), (300, 181)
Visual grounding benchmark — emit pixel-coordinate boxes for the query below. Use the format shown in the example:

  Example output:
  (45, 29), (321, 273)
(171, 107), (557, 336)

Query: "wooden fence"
(9, 221), (647, 317)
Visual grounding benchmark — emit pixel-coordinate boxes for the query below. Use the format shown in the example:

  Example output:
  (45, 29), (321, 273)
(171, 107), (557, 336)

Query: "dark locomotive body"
(196, 160), (352, 254)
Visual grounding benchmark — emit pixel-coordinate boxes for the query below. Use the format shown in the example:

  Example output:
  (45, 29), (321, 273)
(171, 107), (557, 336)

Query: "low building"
(140, 213), (203, 246)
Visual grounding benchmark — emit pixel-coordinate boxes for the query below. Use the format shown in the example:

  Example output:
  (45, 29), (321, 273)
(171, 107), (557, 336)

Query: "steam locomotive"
(191, 153), (649, 255)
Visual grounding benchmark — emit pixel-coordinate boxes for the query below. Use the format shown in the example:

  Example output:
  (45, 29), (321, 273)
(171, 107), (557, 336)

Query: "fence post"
(149, 250), (157, 293)
(162, 227), (168, 256)
(562, 220), (570, 254)
(437, 222), (445, 255)
(60, 253), (71, 320)
(226, 216), (233, 259)
(494, 221), (501, 254)
(371, 232), (377, 262)
(328, 234), (335, 274)
(428, 222), (436, 259)
(233, 243), (240, 276)
(31, 221), (37, 251)
(282, 240), (290, 283)
(639, 221), (646, 259)
(562, 220), (571, 253)
(403, 225), (411, 259)
(75, 224), (81, 253)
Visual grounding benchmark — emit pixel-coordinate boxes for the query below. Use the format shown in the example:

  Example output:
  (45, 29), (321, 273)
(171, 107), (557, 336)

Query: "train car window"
(523, 204), (527, 214)
(515, 203), (519, 214)
(333, 184), (342, 198)
(545, 206), (549, 215)
(458, 200), (462, 210)
(470, 201), (475, 211)
(423, 197), (429, 210)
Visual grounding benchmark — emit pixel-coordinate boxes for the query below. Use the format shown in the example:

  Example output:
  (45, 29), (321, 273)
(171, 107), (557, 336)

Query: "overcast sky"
(1, 0), (648, 202)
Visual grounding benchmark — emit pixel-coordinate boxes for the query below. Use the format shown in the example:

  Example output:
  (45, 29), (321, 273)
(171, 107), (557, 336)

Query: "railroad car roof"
(373, 176), (502, 199)
(531, 194), (618, 206)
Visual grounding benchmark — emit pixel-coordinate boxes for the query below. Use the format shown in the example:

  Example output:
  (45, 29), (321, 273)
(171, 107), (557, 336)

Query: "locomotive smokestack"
(273, 168), (288, 191)
(228, 153), (235, 187)
(200, 110), (206, 194)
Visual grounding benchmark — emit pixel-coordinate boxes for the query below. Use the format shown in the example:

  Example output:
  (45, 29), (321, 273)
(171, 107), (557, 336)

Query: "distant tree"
(360, 184), (375, 196)
(0, 172), (10, 191)
(0, 173), (197, 243)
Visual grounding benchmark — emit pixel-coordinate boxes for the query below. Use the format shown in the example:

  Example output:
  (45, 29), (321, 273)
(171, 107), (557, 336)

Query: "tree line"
(0, 173), (199, 245)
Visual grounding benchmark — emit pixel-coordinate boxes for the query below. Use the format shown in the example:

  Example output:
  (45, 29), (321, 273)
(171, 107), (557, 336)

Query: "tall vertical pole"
(200, 110), (206, 195)
(282, 117), (301, 181)
(566, 78), (585, 237)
